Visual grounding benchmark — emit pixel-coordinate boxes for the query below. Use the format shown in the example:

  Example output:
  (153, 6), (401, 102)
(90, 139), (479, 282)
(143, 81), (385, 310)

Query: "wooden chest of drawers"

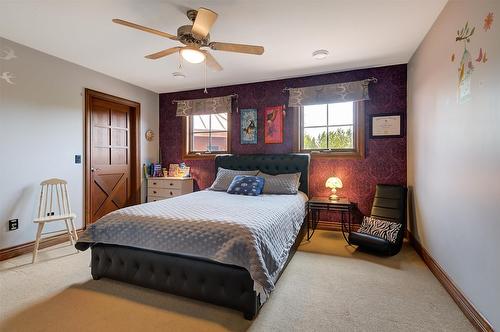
(147, 177), (193, 202)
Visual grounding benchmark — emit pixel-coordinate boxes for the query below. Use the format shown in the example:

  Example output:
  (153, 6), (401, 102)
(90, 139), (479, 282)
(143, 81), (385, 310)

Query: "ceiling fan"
(112, 8), (265, 72)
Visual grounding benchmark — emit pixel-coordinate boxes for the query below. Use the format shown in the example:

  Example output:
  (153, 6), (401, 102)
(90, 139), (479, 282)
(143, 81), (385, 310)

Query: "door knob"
(91, 168), (101, 172)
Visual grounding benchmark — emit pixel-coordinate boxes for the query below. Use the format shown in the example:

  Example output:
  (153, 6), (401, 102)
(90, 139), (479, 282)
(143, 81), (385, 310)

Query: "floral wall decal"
(475, 47), (488, 63)
(456, 21), (476, 42)
(453, 12), (494, 104)
(456, 21), (475, 103)
(484, 12), (494, 31)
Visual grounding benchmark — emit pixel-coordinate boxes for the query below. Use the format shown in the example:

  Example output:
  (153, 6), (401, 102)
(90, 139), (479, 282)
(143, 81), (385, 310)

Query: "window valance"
(286, 78), (377, 107)
(175, 95), (233, 116)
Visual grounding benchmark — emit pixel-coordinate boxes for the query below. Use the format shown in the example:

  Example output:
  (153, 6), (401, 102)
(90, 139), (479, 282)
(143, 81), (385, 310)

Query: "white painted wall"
(0, 37), (159, 249)
(408, 1), (499, 328)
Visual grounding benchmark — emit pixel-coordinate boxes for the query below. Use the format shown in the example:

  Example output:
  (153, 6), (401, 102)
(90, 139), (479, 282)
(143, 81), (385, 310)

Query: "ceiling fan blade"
(191, 8), (218, 39)
(209, 42), (264, 55)
(145, 47), (182, 59)
(203, 51), (223, 71)
(112, 19), (177, 40)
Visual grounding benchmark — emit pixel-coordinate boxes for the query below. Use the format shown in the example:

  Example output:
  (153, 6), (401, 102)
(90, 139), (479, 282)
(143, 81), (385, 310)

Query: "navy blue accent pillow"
(227, 176), (265, 196)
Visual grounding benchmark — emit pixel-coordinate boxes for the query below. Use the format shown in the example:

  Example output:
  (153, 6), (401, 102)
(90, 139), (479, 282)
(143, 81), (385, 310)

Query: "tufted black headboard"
(214, 154), (310, 196)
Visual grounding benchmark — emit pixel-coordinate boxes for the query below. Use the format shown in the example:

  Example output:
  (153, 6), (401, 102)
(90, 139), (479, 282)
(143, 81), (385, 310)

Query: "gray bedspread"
(76, 190), (308, 298)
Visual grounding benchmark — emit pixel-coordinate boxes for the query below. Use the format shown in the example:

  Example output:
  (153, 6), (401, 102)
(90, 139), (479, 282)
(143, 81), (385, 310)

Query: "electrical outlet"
(46, 212), (55, 216)
(75, 154), (81, 164)
(8, 219), (18, 231)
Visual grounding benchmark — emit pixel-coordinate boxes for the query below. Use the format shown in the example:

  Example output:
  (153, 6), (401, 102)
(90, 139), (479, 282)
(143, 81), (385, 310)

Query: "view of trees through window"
(302, 102), (354, 150)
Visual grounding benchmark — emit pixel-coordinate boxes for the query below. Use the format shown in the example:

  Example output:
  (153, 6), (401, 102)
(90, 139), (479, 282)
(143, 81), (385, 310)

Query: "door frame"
(84, 88), (141, 228)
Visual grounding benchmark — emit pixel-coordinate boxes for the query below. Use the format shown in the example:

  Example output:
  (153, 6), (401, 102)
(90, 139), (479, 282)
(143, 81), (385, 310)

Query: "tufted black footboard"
(91, 244), (259, 319)
(90, 221), (306, 320)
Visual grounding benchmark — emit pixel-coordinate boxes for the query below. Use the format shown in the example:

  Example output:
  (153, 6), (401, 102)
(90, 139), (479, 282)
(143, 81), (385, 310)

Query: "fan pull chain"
(204, 59), (208, 94)
(178, 50), (183, 70)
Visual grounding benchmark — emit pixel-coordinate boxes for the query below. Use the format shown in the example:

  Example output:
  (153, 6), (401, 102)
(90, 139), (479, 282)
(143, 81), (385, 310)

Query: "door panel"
(89, 97), (131, 224)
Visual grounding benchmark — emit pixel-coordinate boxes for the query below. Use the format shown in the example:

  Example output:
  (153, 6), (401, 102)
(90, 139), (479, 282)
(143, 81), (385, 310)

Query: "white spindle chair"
(32, 178), (78, 263)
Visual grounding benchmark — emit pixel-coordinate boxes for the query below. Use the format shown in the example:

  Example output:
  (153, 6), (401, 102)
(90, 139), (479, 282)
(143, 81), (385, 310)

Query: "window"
(183, 112), (231, 158)
(298, 101), (364, 158)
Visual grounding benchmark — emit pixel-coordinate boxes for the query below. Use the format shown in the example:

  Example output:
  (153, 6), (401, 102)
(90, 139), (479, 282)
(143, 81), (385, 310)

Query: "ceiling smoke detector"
(172, 72), (186, 79)
(312, 49), (329, 60)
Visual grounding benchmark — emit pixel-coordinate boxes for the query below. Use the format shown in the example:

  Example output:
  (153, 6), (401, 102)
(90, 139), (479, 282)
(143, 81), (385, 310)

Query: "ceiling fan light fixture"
(312, 49), (329, 60)
(181, 48), (206, 64)
(113, 7), (264, 72)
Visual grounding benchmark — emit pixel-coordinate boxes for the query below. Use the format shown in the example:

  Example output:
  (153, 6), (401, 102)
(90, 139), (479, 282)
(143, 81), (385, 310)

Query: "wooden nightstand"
(307, 197), (356, 241)
(147, 177), (193, 202)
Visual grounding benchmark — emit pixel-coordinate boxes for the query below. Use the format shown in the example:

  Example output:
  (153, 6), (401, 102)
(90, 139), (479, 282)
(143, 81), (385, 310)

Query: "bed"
(76, 154), (310, 319)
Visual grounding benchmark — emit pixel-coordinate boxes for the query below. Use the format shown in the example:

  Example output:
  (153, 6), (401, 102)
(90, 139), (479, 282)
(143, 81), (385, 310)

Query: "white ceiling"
(0, 0), (447, 93)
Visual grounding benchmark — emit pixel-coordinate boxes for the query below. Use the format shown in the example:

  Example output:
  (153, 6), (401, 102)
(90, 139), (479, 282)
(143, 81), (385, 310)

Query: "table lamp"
(325, 176), (343, 201)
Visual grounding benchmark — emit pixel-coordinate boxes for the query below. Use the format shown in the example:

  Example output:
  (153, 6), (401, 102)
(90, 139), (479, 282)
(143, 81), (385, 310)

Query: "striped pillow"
(358, 216), (402, 243)
(209, 168), (259, 191)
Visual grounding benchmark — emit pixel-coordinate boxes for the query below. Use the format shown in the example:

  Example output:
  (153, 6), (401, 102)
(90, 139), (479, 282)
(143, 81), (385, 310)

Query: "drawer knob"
(153, 182), (157, 185)
(170, 183), (173, 186)
(153, 191), (157, 194)
(170, 191), (173, 195)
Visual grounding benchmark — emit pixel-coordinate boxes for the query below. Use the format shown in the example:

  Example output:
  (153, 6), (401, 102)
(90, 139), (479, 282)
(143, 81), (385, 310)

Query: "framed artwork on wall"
(264, 105), (284, 144)
(369, 113), (404, 138)
(240, 109), (258, 144)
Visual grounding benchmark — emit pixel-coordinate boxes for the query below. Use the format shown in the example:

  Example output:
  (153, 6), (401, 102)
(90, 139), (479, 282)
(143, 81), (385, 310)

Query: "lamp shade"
(325, 176), (343, 189)
(180, 48), (206, 64)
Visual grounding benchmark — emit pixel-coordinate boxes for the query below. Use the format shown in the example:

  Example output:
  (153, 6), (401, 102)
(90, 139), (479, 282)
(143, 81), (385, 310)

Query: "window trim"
(295, 101), (365, 159)
(182, 112), (232, 160)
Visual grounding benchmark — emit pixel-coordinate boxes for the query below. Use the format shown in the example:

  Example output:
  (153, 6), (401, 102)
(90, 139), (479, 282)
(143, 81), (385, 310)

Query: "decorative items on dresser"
(147, 177), (193, 202)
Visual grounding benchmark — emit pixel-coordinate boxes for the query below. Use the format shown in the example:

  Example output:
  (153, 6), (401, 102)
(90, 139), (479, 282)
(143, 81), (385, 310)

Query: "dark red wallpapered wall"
(159, 64), (407, 217)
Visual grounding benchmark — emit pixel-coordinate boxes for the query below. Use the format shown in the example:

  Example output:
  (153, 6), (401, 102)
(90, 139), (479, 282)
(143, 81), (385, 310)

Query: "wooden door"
(85, 89), (140, 226)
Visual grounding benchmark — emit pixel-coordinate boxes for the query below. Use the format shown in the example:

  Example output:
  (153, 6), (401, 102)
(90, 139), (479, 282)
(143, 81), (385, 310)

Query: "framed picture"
(264, 105), (284, 144)
(369, 113), (404, 138)
(240, 109), (258, 144)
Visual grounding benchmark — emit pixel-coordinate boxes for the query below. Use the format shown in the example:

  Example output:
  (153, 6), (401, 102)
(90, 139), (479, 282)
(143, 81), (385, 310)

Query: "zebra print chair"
(349, 184), (407, 256)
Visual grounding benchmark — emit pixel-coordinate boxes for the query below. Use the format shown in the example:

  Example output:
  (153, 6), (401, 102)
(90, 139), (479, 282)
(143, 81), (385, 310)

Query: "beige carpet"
(0, 231), (473, 331)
